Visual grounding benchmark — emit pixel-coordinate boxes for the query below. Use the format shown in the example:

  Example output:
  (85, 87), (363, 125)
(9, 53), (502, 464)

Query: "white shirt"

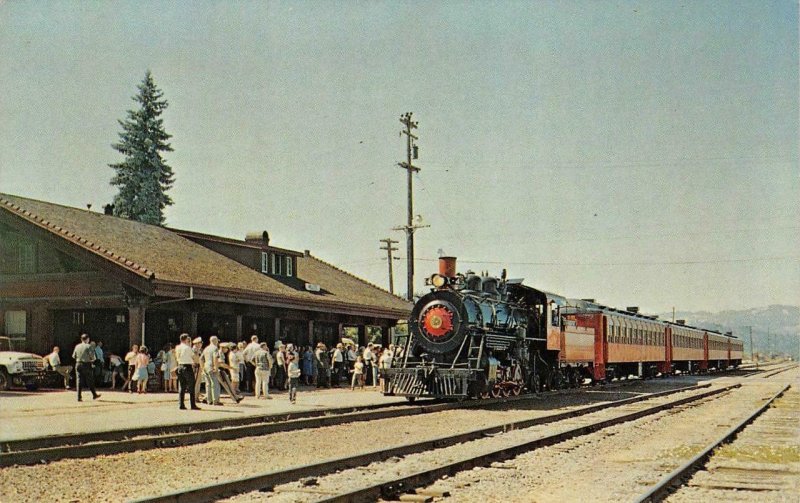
(202, 345), (219, 371)
(363, 348), (375, 362)
(243, 341), (260, 362)
(379, 352), (393, 369)
(333, 348), (343, 363)
(47, 352), (61, 368)
(176, 343), (195, 365)
(229, 350), (242, 367)
(125, 351), (137, 366)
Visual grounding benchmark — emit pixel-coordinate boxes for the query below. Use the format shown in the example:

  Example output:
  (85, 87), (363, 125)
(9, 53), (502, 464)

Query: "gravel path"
(0, 381), (682, 502)
(220, 383), (748, 502)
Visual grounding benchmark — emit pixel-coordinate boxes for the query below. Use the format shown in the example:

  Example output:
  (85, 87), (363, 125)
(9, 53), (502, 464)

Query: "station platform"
(0, 385), (402, 443)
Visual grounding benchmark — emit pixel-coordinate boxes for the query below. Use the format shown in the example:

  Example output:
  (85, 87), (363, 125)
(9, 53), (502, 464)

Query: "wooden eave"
(152, 280), (408, 320)
(0, 199), (155, 295)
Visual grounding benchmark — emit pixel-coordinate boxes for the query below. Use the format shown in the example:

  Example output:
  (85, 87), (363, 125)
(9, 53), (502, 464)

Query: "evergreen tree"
(109, 70), (175, 225)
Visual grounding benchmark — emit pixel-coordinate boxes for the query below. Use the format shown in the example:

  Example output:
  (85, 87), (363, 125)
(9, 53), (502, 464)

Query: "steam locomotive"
(382, 257), (743, 400)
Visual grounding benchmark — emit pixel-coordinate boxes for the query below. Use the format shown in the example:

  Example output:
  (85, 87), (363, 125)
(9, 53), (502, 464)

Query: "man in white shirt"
(44, 346), (71, 389)
(72, 334), (100, 401)
(332, 343), (344, 387)
(175, 334), (200, 410)
(202, 336), (221, 405)
(363, 343), (377, 388)
(242, 335), (260, 393)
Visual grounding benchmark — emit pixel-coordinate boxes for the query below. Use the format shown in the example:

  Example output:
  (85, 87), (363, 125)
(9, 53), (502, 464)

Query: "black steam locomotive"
(383, 257), (559, 400)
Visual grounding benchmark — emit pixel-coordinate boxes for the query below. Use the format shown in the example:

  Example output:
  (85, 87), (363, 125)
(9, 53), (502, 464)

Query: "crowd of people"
(46, 333), (404, 407)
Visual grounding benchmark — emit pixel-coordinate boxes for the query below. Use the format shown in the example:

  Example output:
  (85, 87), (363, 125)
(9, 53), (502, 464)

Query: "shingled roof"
(0, 193), (411, 319)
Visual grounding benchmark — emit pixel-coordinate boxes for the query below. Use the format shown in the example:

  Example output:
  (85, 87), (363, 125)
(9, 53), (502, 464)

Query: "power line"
(416, 256), (800, 266)
(420, 155), (795, 173)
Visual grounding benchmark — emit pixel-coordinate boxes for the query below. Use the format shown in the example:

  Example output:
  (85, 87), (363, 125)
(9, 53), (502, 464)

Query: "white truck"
(0, 337), (45, 390)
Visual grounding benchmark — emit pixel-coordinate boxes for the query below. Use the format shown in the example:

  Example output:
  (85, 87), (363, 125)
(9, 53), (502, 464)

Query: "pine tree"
(109, 71), (175, 225)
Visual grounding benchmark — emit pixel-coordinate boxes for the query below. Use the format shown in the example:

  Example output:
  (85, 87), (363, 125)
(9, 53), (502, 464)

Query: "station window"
(264, 252), (295, 278)
(18, 241), (35, 273)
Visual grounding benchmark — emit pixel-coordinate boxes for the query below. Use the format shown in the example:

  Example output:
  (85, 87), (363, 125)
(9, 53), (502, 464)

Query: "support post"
(128, 305), (144, 348)
(235, 314), (243, 342)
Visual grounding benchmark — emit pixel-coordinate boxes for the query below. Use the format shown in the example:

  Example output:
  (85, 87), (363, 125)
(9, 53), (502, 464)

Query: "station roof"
(0, 193), (412, 319)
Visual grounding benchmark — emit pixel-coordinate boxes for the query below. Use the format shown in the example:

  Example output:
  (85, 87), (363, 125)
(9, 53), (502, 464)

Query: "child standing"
(351, 356), (365, 390)
(287, 355), (301, 404)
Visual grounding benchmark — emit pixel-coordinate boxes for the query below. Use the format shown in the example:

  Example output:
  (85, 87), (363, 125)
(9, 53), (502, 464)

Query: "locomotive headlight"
(430, 274), (447, 288)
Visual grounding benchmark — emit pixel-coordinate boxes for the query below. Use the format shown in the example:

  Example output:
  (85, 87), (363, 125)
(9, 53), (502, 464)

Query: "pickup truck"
(0, 337), (46, 390)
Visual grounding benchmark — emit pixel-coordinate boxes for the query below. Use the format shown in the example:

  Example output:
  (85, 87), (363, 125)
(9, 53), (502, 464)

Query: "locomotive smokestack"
(439, 256), (457, 278)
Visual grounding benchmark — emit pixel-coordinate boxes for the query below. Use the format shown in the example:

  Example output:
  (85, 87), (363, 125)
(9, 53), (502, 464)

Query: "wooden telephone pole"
(396, 112), (421, 301)
(379, 238), (399, 294)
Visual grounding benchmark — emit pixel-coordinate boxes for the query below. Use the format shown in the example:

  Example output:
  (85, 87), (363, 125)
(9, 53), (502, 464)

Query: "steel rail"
(0, 398), (433, 454)
(0, 396), (494, 467)
(0, 383), (602, 466)
(132, 383), (723, 503)
(0, 374), (672, 467)
(633, 383), (791, 503)
(758, 363), (798, 379)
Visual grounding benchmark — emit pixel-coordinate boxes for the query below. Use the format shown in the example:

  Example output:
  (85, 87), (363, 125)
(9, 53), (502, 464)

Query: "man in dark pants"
(175, 334), (200, 410)
(72, 333), (100, 402)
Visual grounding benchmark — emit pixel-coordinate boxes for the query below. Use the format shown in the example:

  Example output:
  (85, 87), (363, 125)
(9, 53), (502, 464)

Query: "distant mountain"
(659, 305), (800, 359)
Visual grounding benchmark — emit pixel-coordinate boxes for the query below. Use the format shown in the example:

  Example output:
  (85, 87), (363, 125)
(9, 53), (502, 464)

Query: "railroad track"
(130, 382), (729, 503)
(756, 362), (798, 379)
(3, 367), (724, 468)
(0, 377), (664, 467)
(634, 383), (793, 502)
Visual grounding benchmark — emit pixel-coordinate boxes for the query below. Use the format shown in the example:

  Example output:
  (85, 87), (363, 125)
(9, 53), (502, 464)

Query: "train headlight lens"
(431, 274), (447, 288)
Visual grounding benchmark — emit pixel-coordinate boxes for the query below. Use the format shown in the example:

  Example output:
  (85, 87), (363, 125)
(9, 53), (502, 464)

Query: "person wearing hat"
(315, 343), (331, 388)
(175, 334), (200, 410)
(202, 336), (222, 405)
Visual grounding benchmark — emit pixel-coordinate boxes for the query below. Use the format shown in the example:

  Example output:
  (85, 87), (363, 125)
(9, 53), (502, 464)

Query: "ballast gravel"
(220, 383), (765, 502)
(0, 381), (683, 502)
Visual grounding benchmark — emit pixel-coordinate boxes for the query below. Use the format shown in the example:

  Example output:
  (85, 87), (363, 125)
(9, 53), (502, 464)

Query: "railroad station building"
(0, 193), (411, 360)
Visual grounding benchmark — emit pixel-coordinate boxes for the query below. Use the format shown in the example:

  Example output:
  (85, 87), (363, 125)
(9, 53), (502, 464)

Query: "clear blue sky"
(1, 1), (797, 313)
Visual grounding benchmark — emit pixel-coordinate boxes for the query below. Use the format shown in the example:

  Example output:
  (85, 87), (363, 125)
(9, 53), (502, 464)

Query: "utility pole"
(396, 112), (421, 301)
(748, 326), (757, 369)
(379, 238), (399, 294)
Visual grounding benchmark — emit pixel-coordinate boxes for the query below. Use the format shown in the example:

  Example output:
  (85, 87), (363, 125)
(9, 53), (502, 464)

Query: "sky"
(1, 1), (798, 314)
